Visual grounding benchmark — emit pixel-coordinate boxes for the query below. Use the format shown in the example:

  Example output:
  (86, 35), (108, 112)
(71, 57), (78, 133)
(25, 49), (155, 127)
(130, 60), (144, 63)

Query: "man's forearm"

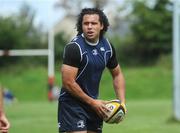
(63, 81), (95, 105)
(113, 73), (126, 103)
(110, 65), (126, 103)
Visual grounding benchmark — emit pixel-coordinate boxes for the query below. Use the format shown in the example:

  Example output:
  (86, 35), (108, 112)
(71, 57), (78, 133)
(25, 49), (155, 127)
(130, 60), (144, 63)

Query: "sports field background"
(1, 58), (180, 133)
(0, 0), (178, 132)
(5, 100), (180, 133)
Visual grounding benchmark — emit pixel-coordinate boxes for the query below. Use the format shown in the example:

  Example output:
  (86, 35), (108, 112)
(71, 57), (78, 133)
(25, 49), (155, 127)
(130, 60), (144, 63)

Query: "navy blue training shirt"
(59, 34), (118, 101)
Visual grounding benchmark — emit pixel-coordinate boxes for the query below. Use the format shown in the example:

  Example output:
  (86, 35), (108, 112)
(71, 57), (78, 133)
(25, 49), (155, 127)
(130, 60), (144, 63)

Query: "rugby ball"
(103, 99), (125, 124)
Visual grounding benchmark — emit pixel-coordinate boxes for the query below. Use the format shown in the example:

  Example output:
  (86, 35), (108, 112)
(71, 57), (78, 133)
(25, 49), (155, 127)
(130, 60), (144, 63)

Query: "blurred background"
(0, 0), (179, 133)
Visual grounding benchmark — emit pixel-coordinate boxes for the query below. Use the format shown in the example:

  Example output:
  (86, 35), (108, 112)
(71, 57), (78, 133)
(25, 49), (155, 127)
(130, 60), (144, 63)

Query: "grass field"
(0, 63), (179, 133)
(0, 64), (173, 101)
(5, 100), (180, 133)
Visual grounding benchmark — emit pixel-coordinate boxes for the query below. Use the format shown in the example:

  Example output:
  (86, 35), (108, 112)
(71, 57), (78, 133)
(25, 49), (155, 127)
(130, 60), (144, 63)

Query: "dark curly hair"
(76, 8), (109, 38)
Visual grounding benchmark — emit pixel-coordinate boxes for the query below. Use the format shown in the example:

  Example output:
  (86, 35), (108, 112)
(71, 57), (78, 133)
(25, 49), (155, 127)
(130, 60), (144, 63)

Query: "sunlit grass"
(5, 100), (180, 133)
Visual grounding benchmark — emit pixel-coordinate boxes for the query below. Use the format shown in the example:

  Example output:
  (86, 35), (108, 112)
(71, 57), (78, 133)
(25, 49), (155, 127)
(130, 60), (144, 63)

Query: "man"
(58, 8), (126, 133)
(0, 87), (10, 133)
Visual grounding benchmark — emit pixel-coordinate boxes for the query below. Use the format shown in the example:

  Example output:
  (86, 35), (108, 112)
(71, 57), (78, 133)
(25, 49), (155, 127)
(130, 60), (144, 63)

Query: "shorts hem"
(59, 129), (87, 133)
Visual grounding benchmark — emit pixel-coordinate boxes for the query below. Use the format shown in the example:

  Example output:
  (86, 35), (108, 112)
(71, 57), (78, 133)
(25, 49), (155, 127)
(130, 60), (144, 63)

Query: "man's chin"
(85, 36), (95, 42)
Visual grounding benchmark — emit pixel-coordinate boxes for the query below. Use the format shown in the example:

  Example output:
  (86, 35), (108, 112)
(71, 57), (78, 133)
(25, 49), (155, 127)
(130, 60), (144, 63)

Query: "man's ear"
(100, 24), (104, 30)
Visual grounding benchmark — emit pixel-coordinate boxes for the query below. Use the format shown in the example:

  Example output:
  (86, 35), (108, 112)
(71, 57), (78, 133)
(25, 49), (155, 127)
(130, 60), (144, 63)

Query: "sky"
(0, 0), (64, 30)
(0, 0), (124, 31)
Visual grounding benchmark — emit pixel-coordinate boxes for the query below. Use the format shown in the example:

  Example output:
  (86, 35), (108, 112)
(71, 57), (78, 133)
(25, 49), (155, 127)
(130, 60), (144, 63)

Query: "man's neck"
(82, 34), (99, 46)
(85, 38), (99, 46)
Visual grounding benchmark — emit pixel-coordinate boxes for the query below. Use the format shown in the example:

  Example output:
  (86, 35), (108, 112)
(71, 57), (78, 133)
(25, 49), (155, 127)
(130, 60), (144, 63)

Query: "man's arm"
(61, 64), (93, 104)
(109, 65), (126, 104)
(0, 87), (10, 133)
(61, 64), (108, 118)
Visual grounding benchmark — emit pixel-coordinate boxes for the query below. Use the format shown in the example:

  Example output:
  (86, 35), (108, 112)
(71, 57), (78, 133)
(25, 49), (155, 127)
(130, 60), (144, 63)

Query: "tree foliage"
(54, 32), (68, 63)
(0, 4), (47, 66)
(0, 4), (46, 49)
(55, 0), (108, 15)
(118, 0), (172, 65)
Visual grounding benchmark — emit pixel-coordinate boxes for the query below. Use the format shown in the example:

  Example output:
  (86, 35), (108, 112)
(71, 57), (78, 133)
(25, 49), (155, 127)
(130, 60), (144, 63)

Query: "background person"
(0, 86), (10, 133)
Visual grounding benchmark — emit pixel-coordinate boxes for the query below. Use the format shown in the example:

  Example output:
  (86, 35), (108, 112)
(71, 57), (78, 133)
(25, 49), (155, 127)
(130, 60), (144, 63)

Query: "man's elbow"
(62, 79), (74, 89)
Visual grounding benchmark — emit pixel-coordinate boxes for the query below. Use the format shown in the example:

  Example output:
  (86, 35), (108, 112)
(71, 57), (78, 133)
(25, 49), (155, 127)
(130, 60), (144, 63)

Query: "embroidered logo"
(100, 47), (105, 51)
(92, 49), (98, 55)
(77, 120), (85, 128)
(58, 122), (61, 128)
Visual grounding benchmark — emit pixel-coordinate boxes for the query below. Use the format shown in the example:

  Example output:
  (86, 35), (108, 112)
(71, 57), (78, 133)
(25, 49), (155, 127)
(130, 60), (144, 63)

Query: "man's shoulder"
(65, 42), (80, 52)
(71, 35), (84, 42)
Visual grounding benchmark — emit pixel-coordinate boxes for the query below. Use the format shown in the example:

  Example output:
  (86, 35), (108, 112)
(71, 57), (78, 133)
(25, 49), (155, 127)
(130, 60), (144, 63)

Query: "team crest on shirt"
(92, 49), (98, 55)
(100, 47), (105, 51)
(77, 120), (85, 128)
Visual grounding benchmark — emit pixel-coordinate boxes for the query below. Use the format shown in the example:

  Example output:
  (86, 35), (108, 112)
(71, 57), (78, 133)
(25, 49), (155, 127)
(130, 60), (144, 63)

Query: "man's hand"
(0, 113), (10, 133)
(91, 99), (110, 119)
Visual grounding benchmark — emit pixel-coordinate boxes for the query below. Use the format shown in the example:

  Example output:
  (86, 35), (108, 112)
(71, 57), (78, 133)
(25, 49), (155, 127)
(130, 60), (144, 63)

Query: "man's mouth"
(87, 31), (94, 36)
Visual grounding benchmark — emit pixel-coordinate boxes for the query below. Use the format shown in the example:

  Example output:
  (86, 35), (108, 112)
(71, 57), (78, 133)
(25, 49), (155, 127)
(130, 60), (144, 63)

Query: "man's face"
(82, 14), (104, 43)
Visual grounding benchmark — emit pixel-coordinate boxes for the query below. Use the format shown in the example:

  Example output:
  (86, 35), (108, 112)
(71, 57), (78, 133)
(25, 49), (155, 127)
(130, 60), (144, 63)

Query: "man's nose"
(88, 23), (92, 28)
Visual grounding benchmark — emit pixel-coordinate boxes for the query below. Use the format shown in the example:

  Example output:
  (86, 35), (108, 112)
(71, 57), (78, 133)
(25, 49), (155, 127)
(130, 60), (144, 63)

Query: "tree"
(0, 17), (18, 50)
(54, 0), (109, 16)
(119, 0), (172, 65)
(15, 3), (46, 49)
(54, 32), (68, 63)
(127, 0), (172, 63)
(92, 0), (108, 8)
(0, 3), (47, 66)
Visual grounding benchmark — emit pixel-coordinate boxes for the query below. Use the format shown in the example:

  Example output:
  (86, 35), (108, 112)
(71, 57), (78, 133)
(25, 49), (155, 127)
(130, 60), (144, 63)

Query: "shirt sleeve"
(63, 43), (81, 68)
(106, 44), (118, 69)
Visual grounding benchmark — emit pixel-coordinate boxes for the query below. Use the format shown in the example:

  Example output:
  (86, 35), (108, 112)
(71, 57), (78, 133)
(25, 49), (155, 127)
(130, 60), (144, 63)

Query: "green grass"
(6, 101), (58, 133)
(104, 100), (180, 133)
(0, 64), (61, 101)
(0, 60), (178, 133)
(0, 64), (172, 101)
(5, 100), (180, 133)
(99, 66), (172, 100)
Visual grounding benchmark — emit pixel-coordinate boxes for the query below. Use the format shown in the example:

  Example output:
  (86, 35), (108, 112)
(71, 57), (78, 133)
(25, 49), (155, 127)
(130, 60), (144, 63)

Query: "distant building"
(53, 14), (77, 40)
(106, 10), (130, 37)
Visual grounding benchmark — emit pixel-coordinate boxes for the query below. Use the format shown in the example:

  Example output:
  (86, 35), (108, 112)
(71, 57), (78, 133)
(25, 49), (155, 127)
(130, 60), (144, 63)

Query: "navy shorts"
(58, 99), (103, 133)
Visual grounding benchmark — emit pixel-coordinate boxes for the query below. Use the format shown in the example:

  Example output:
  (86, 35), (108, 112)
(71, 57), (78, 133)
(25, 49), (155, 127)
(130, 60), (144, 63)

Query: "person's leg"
(86, 108), (103, 133)
(58, 100), (87, 133)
